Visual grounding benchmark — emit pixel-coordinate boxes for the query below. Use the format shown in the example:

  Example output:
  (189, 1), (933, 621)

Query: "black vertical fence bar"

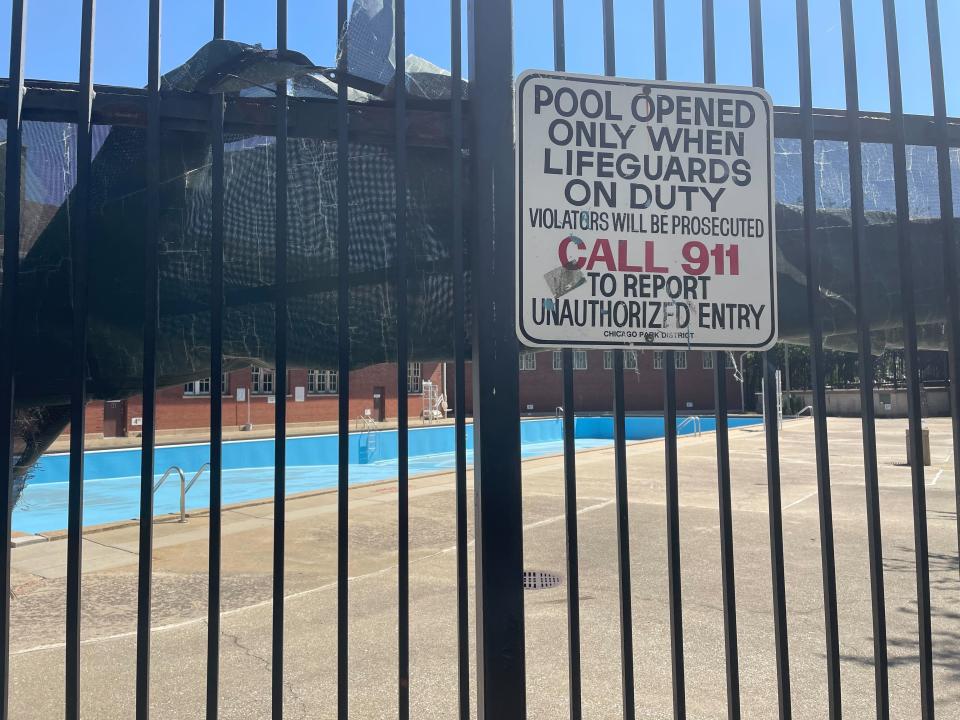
(65, 1), (96, 717)
(837, 1), (890, 716)
(880, 2), (935, 716)
(560, 350), (581, 720)
(794, 2), (843, 716)
(136, 2), (162, 717)
(763, 350), (792, 720)
(394, 1), (410, 717)
(273, 1), (289, 717)
(450, 3), (468, 719)
(704, 11), (742, 720)
(703, 3), (742, 717)
(469, 0), (526, 715)
(652, 2), (686, 717)
(663, 350), (685, 720)
(652, 0), (666, 80)
(713, 355), (742, 719)
(66, 0), (94, 627)
(611, 351), (636, 720)
(213, 0), (223, 38)
(553, 2), (580, 717)
(207, 1), (226, 717)
(596, 4), (635, 718)
(748, 2), (792, 717)
(336, 0), (350, 717)
(0, 3), (26, 719)
(923, 0), (960, 578)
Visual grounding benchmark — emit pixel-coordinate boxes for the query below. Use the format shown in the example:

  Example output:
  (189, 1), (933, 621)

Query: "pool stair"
(360, 430), (379, 463)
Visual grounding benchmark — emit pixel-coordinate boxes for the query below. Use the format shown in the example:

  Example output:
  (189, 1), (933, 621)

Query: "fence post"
(468, 0), (526, 718)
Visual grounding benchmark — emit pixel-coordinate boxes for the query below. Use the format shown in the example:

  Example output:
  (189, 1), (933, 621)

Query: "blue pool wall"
(28, 415), (761, 486)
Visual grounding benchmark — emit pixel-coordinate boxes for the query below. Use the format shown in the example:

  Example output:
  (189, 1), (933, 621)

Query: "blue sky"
(0, 0), (957, 115)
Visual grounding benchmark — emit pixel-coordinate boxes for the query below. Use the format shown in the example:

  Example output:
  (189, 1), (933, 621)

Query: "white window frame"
(251, 366), (275, 395)
(606, 350), (638, 370)
(553, 350), (562, 370)
(519, 351), (537, 371)
(654, 351), (664, 370)
(183, 377), (211, 396)
(676, 351), (687, 370)
(703, 352), (715, 370)
(308, 369), (338, 394)
(408, 362), (423, 394)
(573, 350), (588, 370)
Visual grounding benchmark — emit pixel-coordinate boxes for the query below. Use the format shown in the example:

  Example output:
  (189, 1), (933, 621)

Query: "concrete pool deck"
(7, 417), (960, 719)
(45, 416), (464, 453)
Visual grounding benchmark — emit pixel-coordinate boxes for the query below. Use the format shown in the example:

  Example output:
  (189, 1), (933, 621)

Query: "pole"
(784, 344), (792, 411)
(469, 0), (526, 716)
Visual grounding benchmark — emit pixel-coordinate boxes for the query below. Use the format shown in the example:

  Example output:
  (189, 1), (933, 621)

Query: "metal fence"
(0, 1), (957, 719)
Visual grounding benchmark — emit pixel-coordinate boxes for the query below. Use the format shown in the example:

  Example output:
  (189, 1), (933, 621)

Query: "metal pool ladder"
(677, 416), (702, 437)
(153, 463), (210, 523)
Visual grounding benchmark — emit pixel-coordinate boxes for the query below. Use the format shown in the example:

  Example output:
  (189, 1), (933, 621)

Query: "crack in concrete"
(220, 627), (272, 673)
(83, 535), (139, 557)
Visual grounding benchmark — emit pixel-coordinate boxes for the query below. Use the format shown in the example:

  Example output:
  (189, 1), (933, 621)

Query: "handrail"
(154, 465), (187, 523)
(555, 406), (563, 420)
(797, 405), (813, 418)
(185, 463), (210, 494)
(154, 463), (210, 523)
(677, 415), (702, 437)
(355, 415), (377, 431)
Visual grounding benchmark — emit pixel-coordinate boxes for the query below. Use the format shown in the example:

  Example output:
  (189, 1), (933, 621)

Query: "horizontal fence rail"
(0, 1), (958, 719)
(3, 83), (960, 147)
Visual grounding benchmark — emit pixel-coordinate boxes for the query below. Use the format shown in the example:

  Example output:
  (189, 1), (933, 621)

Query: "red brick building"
(79, 349), (742, 439)
(87, 362), (445, 437)
(494, 348), (742, 415)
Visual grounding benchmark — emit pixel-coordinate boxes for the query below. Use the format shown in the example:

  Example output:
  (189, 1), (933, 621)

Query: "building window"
(573, 350), (588, 370)
(655, 352), (688, 370)
(184, 377), (211, 395)
(726, 352), (736, 369)
(308, 369), (338, 394)
(186, 375), (228, 395)
(553, 350), (562, 370)
(519, 351), (537, 371)
(408, 362), (422, 394)
(605, 350), (638, 370)
(703, 352), (715, 370)
(251, 366), (275, 394)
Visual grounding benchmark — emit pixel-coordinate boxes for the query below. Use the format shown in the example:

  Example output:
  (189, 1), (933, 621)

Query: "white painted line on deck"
(783, 490), (819, 511)
(11, 497), (616, 657)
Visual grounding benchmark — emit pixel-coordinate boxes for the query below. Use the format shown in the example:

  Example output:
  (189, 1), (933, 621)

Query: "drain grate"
(523, 570), (562, 590)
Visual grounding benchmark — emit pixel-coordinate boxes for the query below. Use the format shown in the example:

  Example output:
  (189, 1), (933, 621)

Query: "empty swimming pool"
(13, 415), (762, 534)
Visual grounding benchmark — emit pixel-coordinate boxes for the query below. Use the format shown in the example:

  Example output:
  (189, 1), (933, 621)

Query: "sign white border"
(515, 70), (777, 351)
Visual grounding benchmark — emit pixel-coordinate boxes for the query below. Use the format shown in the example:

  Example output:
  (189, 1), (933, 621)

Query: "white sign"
(236, 387), (246, 402)
(295, 386), (305, 402)
(516, 71), (776, 350)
